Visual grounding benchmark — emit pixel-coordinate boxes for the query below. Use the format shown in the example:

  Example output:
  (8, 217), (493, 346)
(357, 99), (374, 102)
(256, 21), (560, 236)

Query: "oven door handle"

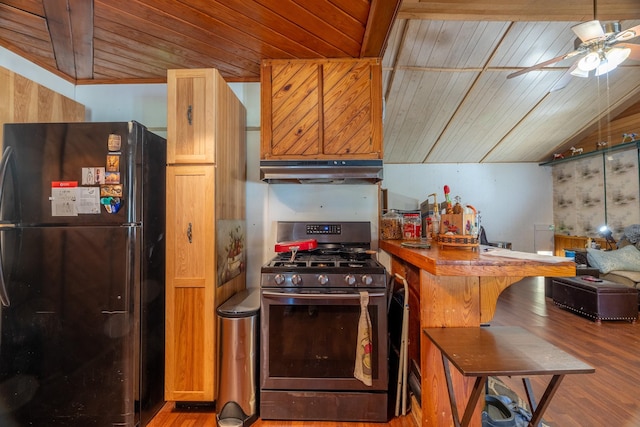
(261, 290), (386, 300)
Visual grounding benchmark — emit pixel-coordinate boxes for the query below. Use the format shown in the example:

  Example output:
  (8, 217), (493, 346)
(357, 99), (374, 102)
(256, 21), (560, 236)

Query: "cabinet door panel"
(324, 61), (377, 156)
(261, 59), (382, 160)
(270, 62), (320, 156)
(167, 69), (215, 164)
(165, 165), (215, 401)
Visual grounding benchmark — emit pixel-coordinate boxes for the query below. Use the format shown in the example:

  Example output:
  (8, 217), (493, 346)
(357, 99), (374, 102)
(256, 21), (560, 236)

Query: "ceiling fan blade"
(613, 24), (640, 42)
(618, 43), (640, 61)
(549, 62), (579, 92)
(507, 50), (581, 79)
(572, 20), (604, 42)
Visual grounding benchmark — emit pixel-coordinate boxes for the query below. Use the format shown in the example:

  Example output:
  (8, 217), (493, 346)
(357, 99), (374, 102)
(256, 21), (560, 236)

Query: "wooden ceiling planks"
(0, 2), (56, 69)
(484, 68), (640, 162)
(1, 0), (638, 164)
(427, 70), (561, 163)
(252, 0), (368, 58)
(0, 0), (44, 16)
(0, 0), (396, 83)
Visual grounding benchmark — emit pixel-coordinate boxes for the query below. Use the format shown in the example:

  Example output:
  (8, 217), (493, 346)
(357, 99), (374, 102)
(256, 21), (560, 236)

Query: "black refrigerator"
(0, 122), (166, 426)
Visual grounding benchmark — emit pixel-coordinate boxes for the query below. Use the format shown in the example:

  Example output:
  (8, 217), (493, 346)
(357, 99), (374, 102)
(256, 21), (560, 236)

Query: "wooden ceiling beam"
(68, 0), (93, 79)
(361, 0), (402, 57)
(397, 0), (640, 21)
(595, 0), (640, 20)
(397, 0), (596, 21)
(42, 0), (93, 80)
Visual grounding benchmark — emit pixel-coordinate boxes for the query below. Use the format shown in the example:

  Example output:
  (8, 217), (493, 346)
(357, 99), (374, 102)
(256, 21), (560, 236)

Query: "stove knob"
(274, 274), (286, 286)
(317, 274), (329, 286)
(344, 274), (356, 286)
(291, 274), (303, 286)
(361, 275), (373, 286)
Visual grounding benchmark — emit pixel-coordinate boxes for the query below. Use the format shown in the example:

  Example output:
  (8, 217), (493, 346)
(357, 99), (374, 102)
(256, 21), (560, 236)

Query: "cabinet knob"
(187, 105), (192, 125)
(187, 222), (192, 243)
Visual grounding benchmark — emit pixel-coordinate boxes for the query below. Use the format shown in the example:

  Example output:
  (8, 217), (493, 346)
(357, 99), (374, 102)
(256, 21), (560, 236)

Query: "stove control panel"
(306, 224), (341, 235)
(261, 272), (386, 289)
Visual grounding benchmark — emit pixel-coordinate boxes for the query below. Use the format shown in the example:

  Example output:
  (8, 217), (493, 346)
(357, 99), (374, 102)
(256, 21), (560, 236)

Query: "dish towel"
(354, 291), (373, 386)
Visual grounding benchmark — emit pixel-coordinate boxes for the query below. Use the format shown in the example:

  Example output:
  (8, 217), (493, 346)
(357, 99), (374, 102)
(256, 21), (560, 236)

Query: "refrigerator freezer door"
(0, 226), (146, 426)
(1, 122), (157, 226)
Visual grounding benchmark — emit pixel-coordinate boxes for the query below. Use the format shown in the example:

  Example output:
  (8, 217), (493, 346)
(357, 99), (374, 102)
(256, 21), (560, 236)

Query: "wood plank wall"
(0, 66), (86, 144)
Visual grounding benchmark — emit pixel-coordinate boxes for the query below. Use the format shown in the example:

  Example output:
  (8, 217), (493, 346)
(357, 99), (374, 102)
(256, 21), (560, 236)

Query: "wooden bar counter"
(379, 240), (576, 427)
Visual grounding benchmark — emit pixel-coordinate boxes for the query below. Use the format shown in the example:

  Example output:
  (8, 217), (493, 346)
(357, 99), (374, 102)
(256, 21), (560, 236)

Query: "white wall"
(0, 47), (76, 99)
(1, 50), (555, 287)
(382, 163), (554, 252)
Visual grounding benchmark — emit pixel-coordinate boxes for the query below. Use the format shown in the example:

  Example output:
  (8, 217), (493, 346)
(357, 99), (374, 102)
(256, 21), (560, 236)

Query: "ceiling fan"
(507, 20), (640, 90)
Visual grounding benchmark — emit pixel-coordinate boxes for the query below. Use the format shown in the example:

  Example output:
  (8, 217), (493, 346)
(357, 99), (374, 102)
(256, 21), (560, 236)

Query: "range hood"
(260, 159), (383, 184)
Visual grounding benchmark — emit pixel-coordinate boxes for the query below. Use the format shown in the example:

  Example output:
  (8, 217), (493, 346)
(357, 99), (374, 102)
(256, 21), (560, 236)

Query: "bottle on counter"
(380, 209), (403, 240)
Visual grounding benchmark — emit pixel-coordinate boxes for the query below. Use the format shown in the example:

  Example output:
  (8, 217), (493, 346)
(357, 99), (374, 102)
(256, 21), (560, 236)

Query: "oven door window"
(261, 292), (387, 390)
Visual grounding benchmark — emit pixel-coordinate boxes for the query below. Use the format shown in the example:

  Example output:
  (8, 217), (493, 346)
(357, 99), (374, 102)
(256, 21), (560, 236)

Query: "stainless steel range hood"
(260, 159), (383, 184)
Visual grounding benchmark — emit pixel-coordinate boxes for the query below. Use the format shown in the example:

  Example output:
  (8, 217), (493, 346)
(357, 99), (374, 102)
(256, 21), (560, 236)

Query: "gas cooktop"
(261, 221), (387, 290)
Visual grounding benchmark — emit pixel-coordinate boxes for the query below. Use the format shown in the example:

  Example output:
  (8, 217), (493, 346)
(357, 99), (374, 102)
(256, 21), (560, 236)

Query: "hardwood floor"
(489, 276), (640, 427)
(148, 277), (640, 427)
(147, 403), (416, 427)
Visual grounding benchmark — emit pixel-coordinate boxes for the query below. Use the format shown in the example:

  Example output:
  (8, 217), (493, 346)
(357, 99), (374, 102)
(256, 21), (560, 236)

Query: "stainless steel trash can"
(216, 288), (260, 427)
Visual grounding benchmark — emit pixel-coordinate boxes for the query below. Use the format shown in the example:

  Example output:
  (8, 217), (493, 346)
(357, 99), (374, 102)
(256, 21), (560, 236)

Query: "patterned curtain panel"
(553, 146), (639, 239)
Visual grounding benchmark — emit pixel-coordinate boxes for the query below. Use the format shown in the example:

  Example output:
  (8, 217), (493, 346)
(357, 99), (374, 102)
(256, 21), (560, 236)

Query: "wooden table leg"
(527, 375), (565, 427)
(441, 353), (487, 427)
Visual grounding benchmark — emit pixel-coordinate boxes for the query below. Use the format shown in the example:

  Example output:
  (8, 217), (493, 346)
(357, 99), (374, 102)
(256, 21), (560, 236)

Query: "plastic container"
(381, 209), (403, 240)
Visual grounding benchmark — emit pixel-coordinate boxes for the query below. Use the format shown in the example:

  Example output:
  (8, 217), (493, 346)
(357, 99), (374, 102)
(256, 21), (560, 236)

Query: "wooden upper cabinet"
(167, 69), (217, 164)
(261, 58), (383, 160)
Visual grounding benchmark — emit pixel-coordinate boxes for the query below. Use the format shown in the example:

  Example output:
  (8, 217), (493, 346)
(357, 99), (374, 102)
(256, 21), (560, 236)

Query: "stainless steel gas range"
(259, 221), (389, 422)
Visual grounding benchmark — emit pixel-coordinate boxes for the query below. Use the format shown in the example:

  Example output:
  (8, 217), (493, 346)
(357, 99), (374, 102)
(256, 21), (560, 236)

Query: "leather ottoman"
(545, 267), (600, 298)
(552, 276), (638, 323)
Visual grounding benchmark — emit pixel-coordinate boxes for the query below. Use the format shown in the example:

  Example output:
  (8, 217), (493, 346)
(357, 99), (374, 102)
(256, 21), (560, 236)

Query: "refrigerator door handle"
(0, 248), (9, 307)
(0, 146), (20, 223)
(0, 146), (17, 306)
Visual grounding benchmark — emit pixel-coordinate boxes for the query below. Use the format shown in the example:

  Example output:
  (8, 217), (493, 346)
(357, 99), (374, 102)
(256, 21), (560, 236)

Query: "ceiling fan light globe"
(577, 52), (601, 71)
(595, 60), (617, 76)
(606, 47), (631, 67)
(572, 20), (605, 42)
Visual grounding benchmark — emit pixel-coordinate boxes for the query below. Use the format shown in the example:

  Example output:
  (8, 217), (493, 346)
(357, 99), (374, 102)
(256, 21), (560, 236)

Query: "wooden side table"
(424, 326), (595, 427)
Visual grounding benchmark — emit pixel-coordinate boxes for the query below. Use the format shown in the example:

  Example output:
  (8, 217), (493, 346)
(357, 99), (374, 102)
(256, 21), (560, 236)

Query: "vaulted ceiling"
(1, 0), (639, 164)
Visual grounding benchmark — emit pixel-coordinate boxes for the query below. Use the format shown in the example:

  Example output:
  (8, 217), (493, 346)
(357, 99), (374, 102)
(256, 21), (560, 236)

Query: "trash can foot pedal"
(217, 401), (257, 427)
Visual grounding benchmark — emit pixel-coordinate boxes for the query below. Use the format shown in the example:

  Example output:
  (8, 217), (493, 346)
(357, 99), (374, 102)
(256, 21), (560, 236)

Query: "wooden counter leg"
(479, 276), (523, 323)
(420, 271), (481, 427)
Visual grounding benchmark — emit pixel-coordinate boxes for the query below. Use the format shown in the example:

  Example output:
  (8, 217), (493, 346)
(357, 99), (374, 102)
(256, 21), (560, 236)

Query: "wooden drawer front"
(269, 61), (320, 156)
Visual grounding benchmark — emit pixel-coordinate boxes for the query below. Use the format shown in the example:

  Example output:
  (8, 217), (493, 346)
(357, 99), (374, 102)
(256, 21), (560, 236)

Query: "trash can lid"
(217, 288), (260, 318)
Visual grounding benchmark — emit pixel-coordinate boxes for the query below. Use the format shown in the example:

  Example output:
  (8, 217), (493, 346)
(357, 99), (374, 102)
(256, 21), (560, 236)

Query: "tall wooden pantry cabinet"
(165, 68), (246, 402)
